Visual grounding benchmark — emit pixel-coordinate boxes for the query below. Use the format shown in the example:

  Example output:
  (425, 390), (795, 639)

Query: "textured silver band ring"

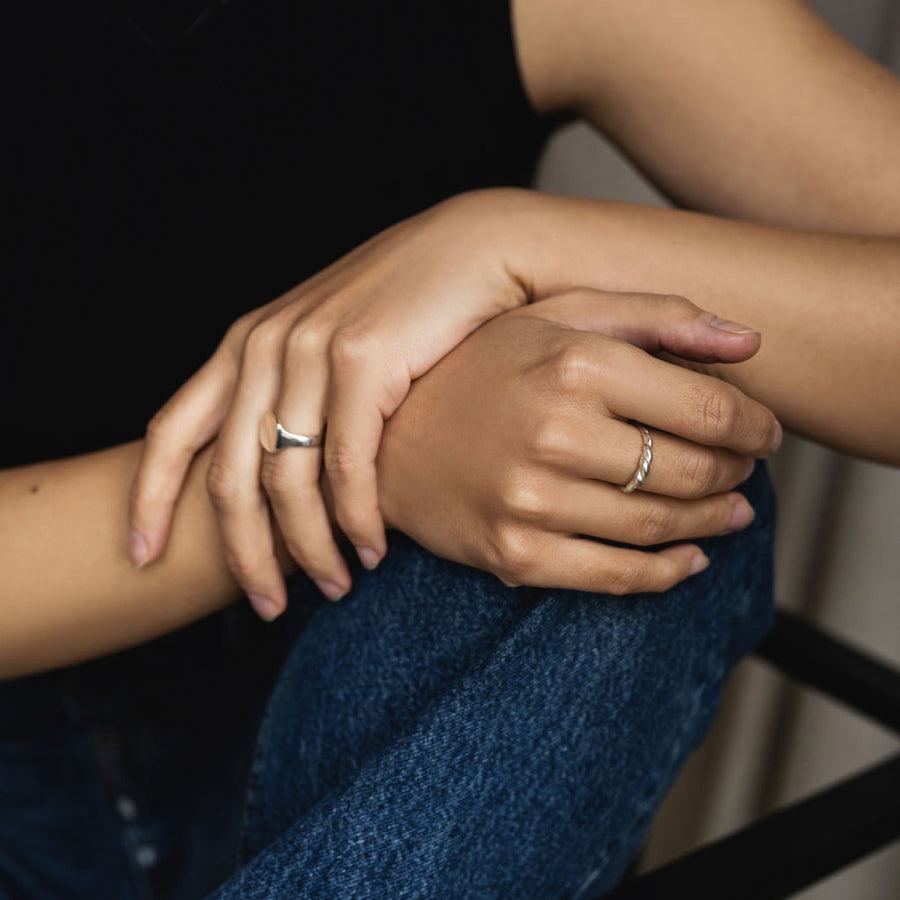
(622, 425), (653, 493)
(259, 412), (325, 452)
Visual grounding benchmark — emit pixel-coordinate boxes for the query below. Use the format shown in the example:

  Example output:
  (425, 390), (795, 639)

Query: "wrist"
(439, 187), (549, 302)
(483, 188), (605, 301)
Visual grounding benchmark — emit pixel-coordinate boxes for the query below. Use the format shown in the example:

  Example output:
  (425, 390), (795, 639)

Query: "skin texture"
(377, 292), (770, 590)
(514, 0), (900, 234)
(128, 0), (900, 610)
(501, 192), (900, 462)
(128, 199), (529, 616)
(0, 442), (233, 678)
(4, 1), (900, 669)
(0, 292), (771, 678)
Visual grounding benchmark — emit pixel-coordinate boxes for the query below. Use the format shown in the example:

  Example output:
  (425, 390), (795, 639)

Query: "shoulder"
(510, 0), (584, 116)
(511, 0), (834, 116)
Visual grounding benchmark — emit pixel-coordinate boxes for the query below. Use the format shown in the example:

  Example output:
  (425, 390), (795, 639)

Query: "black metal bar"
(602, 753), (900, 900)
(754, 609), (900, 735)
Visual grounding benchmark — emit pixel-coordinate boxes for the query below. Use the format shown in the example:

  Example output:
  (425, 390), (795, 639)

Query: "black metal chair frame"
(603, 609), (900, 900)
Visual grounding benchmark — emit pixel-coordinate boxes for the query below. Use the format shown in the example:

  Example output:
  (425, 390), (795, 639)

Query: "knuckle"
(281, 539), (328, 576)
(335, 504), (378, 544)
(629, 500), (678, 546)
(543, 343), (597, 393)
(762, 415), (780, 454)
(504, 484), (544, 521)
(679, 447), (718, 497)
(696, 385), (741, 443)
(145, 405), (199, 461)
(484, 527), (538, 585)
(661, 293), (696, 315)
(260, 459), (302, 501)
(244, 321), (282, 362)
(206, 459), (242, 507)
(602, 559), (646, 596)
(145, 406), (173, 443)
(324, 442), (365, 485)
(524, 417), (570, 465)
(329, 328), (378, 369)
(222, 549), (266, 587)
(501, 478), (546, 522)
(286, 319), (328, 359)
(225, 312), (256, 347)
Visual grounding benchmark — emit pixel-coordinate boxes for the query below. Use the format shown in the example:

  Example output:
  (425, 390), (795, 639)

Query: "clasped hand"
(377, 290), (779, 593)
(127, 192), (780, 617)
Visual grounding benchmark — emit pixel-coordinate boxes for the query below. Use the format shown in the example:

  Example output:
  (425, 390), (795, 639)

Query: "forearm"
(518, 0), (900, 236)
(492, 189), (900, 462)
(0, 442), (274, 679)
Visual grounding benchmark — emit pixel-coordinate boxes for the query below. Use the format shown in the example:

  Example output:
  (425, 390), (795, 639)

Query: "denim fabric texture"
(0, 605), (288, 899)
(210, 462), (775, 899)
(0, 464), (773, 899)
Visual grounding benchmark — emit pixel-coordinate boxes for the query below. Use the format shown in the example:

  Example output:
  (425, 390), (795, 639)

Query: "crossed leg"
(211, 464), (775, 899)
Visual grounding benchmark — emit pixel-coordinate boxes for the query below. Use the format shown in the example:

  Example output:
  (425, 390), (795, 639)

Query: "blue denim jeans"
(0, 464), (774, 899)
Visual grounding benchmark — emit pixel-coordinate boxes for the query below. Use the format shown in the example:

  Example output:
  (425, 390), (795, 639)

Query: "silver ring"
(259, 412), (325, 452)
(622, 425), (653, 493)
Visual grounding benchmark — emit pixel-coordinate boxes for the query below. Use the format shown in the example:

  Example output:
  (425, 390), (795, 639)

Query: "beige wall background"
(533, 1), (900, 896)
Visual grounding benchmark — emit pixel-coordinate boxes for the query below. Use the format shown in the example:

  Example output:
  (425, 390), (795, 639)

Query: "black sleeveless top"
(2, 0), (552, 467)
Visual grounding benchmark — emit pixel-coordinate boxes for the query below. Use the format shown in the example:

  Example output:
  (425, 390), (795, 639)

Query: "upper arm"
(514, 0), (900, 235)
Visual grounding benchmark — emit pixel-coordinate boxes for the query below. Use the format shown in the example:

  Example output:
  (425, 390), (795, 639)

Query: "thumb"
(524, 289), (761, 364)
(655, 309), (761, 364)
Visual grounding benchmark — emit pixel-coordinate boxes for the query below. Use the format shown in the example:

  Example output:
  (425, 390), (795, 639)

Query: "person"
(1, 0), (898, 897)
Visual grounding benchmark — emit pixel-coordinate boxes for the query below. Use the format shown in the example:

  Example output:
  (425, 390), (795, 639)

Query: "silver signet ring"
(260, 412), (326, 452)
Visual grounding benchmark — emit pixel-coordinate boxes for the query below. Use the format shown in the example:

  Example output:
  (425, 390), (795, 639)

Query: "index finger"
(600, 341), (781, 457)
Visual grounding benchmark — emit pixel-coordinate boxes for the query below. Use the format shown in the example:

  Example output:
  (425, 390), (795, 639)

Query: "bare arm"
(499, 191), (900, 463)
(502, 0), (900, 461)
(1, 290), (780, 679)
(0, 443), (254, 678)
(126, 1), (900, 603)
(516, 0), (900, 235)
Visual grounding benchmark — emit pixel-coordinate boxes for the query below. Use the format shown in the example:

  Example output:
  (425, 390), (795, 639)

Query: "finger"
(500, 533), (708, 595)
(207, 339), (288, 620)
(129, 357), (235, 567)
(521, 289), (762, 364)
(531, 479), (754, 546)
(324, 361), (389, 570)
(264, 330), (352, 600)
(600, 343), (781, 457)
(533, 417), (755, 498)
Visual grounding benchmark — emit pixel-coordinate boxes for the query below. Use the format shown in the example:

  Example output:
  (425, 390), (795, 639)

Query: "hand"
(376, 290), (781, 594)
(127, 192), (529, 618)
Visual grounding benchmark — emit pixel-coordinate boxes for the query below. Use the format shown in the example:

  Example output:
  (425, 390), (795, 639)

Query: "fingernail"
(315, 579), (347, 602)
(129, 529), (149, 569)
(770, 421), (783, 454)
(357, 547), (381, 570)
(740, 458), (756, 483)
(728, 499), (755, 532)
(249, 594), (282, 622)
(708, 316), (759, 334)
(690, 552), (710, 575)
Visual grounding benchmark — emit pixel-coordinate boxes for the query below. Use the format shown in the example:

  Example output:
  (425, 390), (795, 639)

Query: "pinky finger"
(504, 537), (708, 595)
